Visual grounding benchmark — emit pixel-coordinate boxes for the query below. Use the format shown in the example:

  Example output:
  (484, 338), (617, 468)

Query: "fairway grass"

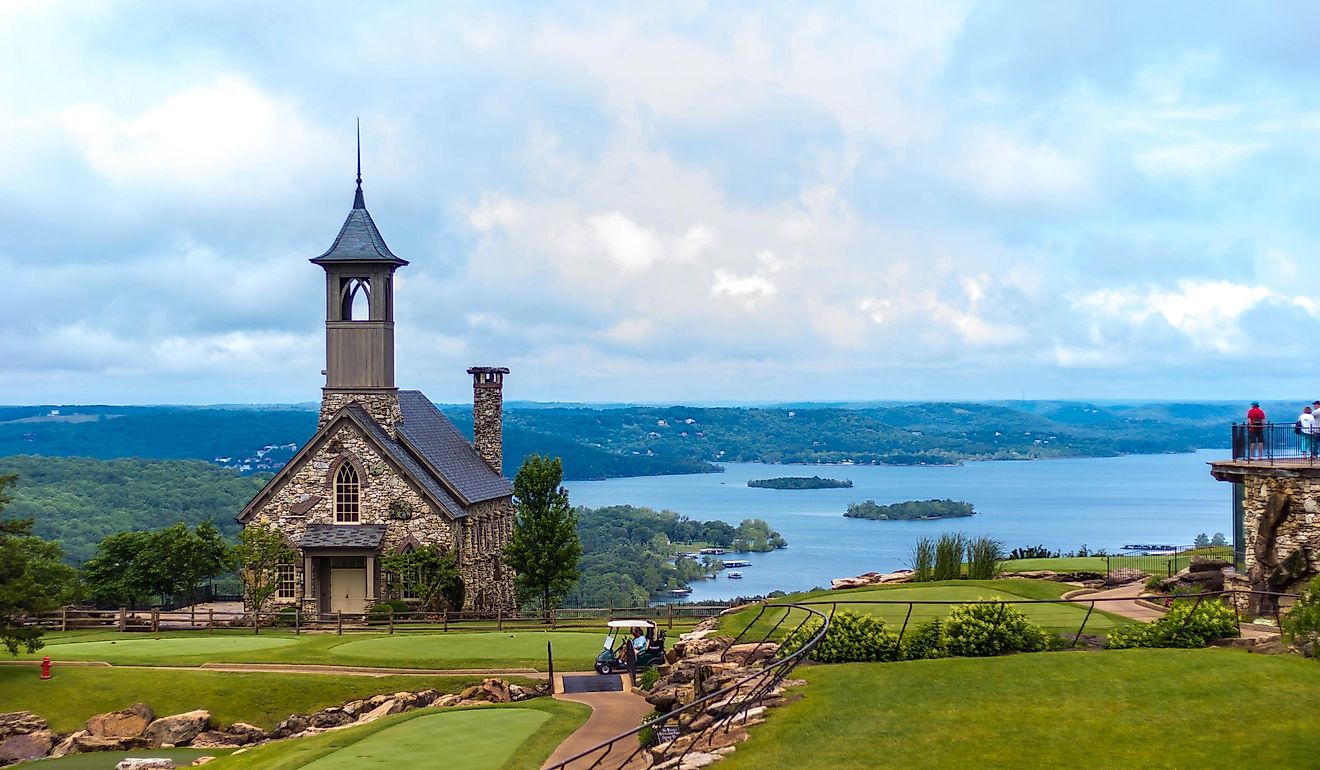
(0, 666), (530, 733)
(17, 629), (605, 671)
(208, 700), (589, 770)
(719, 579), (1131, 639)
(720, 649), (1320, 769)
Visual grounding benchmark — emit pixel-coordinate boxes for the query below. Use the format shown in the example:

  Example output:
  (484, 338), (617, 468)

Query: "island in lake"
(748, 476), (853, 490)
(844, 498), (976, 521)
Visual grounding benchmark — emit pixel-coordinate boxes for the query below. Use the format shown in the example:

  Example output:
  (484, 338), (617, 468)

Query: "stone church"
(236, 164), (516, 616)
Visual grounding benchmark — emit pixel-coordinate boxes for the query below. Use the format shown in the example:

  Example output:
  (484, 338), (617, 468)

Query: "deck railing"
(1231, 422), (1320, 463)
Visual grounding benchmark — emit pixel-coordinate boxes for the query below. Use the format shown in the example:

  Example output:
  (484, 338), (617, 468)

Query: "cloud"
(1133, 140), (1266, 179)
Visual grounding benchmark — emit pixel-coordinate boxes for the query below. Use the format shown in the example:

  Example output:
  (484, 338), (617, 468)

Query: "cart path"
(0, 659), (552, 678)
(1072, 583), (1166, 623)
(542, 675), (652, 770)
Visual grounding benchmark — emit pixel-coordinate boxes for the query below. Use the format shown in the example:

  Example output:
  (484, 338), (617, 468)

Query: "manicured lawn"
(208, 700), (589, 770)
(720, 649), (1320, 769)
(29, 748), (231, 768)
(0, 666), (527, 733)
(15, 629), (603, 671)
(719, 579), (1131, 639)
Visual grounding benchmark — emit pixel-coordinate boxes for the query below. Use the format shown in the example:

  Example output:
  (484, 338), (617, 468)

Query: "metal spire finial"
(353, 118), (365, 209)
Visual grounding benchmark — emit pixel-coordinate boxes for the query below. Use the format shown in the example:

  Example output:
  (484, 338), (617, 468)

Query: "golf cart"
(595, 619), (667, 674)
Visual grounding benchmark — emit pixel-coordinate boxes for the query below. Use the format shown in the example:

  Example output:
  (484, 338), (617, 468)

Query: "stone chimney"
(467, 366), (509, 474)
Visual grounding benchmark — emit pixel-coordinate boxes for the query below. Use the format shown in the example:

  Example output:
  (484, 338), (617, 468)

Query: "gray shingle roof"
(301, 523), (387, 549)
(344, 404), (470, 519)
(309, 193), (408, 266)
(396, 390), (513, 504)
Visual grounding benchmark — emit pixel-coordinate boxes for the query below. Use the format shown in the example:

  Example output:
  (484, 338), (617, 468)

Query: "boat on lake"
(668, 587), (694, 596)
(727, 571), (743, 579)
(699, 548), (728, 555)
(721, 559), (751, 568)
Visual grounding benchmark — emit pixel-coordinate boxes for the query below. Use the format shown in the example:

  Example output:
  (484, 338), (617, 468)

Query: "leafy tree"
(83, 531), (158, 608)
(1211, 532), (1228, 547)
(699, 520), (737, 548)
(234, 525), (296, 632)
(1194, 532), (1210, 548)
(0, 474), (78, 655)
(381, 544), (463, 612)
(160, 521), (233, 604)
(505, 455), (582, 621)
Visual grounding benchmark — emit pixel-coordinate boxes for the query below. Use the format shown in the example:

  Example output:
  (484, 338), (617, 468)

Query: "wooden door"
(329, 568), (366, 614)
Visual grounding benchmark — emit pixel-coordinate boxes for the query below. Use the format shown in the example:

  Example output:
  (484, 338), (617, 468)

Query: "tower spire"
(353, 118), (365, 210)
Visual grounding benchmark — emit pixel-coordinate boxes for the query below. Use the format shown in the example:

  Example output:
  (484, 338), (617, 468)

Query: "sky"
(3, 1), (1320, 406)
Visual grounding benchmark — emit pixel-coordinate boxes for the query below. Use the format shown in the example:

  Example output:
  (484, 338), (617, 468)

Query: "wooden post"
(118, 608), (126, 632)
(388, 607), (394, 635)
(547, 641), (555, 695)
(151, 609), (159, 633)
(443, 611), (448, 632)
(497, 607), (503, 632)
(337, 611), (343, 636)
(668, 603), (674, 630)
(208, 608), (214, 635)
(295, 606), (301, 635)
(60, 609), (67, 633)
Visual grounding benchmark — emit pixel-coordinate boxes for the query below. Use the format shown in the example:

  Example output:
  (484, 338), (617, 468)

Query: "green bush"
(910, 537), (935, 583)
(1107, 598), (1238, 649)
(637, 710), (665, 748)
(639, 666), (660, 690)
(781, 610), (901, 663)
(1281, 575), (1320, 656)
(933, 533), (967, 581)
(271, 606), (300, 627)
(901, 618), (948, 660)
(943, 601), (1049, 657)
(366, 599), (412, 623)
(966, 536), (1004, 580)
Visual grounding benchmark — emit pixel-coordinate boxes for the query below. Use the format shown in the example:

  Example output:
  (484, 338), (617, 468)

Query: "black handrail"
(1231, 422), (1319, 463)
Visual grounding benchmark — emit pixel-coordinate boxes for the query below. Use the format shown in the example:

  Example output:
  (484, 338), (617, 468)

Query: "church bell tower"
(311, 129), (409, 430)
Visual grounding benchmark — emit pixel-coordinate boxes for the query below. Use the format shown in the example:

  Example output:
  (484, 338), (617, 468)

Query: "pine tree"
(504, 455), (582, 621)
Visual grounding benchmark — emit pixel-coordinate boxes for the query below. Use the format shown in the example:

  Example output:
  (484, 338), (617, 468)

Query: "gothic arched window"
(334, 463), (360, 523)
(339, 278), (371, 321)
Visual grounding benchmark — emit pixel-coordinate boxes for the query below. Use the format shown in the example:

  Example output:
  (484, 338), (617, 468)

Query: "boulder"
(270, 715), (308, 739)
(86, 703), (154, 739)
(115, 759), (176, 770)
(0, 711), (48, 740)
(144, 710), (211, 747)
(433, 694), (462, 708)
(0, 730), (55, 764)
(356, 699), (405, 724)
(413, 689), (439, 707)
(227, 723), (267, 744)
(189, 731), (247, 749)
(49, 731), (85, 758)
(722, 642), (778, 667)
(1189, 557), (1233, 573)
(478, 678), (511, 703)
(307, 708), (352, 729)
(1105, 567), (1147, 586)
(191, 758), (217, 766)
(73, 733), (147, 753)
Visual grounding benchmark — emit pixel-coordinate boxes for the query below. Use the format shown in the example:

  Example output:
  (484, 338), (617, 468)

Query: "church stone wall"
(319, 390), (401, 434)
(460, 498), (517, 612)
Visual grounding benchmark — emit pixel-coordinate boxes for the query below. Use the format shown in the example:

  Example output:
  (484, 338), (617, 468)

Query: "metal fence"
(546, 601), (831, 769)
(1105, 544), (1239, 580)
(1231, 422), (1320, 463)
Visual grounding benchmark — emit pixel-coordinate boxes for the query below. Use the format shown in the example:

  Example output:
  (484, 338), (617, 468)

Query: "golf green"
(43, 636), (298, 660)
(301, 709), (550, 769)
(329, 631), (604, 663)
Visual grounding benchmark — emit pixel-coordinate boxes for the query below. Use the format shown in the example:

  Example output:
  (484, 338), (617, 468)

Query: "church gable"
(239, 411), (458, 550)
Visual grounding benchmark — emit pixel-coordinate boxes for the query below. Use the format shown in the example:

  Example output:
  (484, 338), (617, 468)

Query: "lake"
(564, 450), (1230, 602)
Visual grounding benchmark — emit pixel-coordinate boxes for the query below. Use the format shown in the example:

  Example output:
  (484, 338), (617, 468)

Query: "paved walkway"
(1071, 583), (1279, 640)
(541, 674), (653, 770)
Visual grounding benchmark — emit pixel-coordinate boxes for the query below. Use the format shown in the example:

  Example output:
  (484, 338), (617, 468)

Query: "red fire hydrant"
(40, 656), (51, 680)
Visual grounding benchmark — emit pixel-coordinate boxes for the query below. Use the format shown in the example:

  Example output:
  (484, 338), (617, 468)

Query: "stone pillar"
(467, 367), (510, 474)
(319, 390), (401, 434)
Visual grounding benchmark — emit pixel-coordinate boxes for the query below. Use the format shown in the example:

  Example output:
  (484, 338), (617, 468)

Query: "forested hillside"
(0, 455), (264, 563)
(0, 399), (1240, 483)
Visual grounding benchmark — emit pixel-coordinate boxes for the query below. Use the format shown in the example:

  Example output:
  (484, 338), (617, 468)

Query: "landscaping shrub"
(639, 665), (660, 690)
(637, 710), (665, 748)
(900, 618), (948, 660)
(781, 610), (901, 663)
(1281, 575), (1320, 656)
(943, 601), (1049, 657)
(910, 537), (935, 583)
(966, 536), (1005, 580)
(1106, 598), (1238, 649)
(366, 599), (411, 623)
(933, 533), (967, 581)
(272, 606), (301, 627)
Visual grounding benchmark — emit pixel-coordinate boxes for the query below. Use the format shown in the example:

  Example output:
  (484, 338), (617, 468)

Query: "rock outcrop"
(144, 710), (212, 747)
(85, 704), (154, 740)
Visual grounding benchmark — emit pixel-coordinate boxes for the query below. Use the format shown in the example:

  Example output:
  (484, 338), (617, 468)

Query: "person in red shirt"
(1247, 401), (1266, 459)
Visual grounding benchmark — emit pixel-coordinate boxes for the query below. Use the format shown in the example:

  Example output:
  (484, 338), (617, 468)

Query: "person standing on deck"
(1247, 402), (1266, 460)
(1300, 406), (1316, 457)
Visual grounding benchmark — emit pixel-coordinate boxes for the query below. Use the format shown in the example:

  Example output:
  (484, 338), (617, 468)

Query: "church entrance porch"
(327, 558), (369, 615)
(297, 523), (388, 617)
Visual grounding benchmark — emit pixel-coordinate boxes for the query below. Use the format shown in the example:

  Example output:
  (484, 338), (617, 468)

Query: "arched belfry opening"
(340, 277), (372, 321)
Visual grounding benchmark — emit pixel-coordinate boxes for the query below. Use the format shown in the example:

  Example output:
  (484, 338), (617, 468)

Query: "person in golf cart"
(595, 619), (666, 674)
